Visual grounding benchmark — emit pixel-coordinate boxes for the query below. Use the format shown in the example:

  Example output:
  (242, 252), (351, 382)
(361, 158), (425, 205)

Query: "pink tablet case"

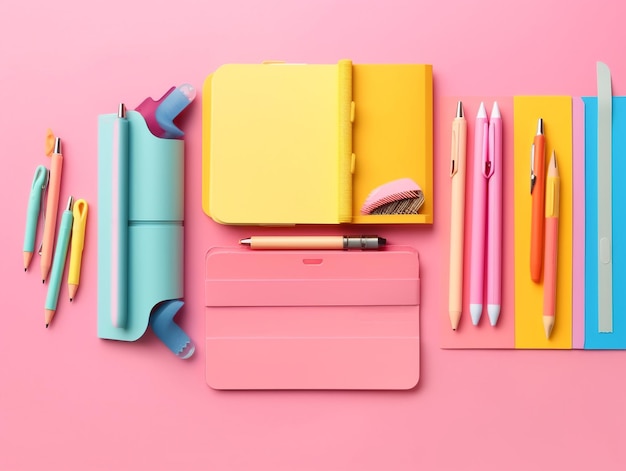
(204, 246), (420, 390)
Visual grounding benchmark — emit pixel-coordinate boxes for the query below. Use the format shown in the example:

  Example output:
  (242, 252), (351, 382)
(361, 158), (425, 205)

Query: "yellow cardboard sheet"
(514, 96), (572, 348)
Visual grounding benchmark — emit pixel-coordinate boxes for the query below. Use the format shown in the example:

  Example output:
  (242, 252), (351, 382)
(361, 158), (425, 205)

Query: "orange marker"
(543, 151), (560, 338)
(530, 119), (545, 283)
(41, 135), (63, 283)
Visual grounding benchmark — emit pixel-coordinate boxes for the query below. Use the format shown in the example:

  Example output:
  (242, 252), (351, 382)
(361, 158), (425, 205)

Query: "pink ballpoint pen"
(486, 102), (503, 326)
(469, 103), (489, 325)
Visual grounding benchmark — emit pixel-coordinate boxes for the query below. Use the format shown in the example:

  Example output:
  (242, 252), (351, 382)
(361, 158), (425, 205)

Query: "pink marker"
(487, 102), (502, 326)
(469, 103), (488, 325)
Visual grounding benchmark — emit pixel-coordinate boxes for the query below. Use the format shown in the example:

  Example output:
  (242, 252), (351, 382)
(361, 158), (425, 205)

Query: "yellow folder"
(202, 61), (433, 225)
(513, 96), (573, 349)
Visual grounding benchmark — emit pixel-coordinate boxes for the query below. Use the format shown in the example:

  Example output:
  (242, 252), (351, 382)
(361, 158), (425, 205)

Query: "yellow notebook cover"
(351, 64), (433, 224)
(202, 61), (433, 225)
(513, 96), (572, 349)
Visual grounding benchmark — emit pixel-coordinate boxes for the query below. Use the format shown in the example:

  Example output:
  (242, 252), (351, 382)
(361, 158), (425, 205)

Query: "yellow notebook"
(202, 61), (433, 225)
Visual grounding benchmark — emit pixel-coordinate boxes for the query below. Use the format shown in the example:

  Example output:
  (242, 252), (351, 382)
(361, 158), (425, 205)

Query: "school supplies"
(239, 235), (386, 250)
(111, 103), (130, 327)
(67, 199), (88, 301)
(467, 102), (503, 327)
(202, 61), (433, 225)
(468, 103), (488, 325)
(45, 197), (73, 327)
(543, 152), (560, 338)
(97, 85), (195, 358)
(596, 61), (613, 333)
(23, 165), (48, 271)
(486, 102), (503, 326)
(530, 118), (546, 283)
(41, 137), (63, 283)
(205, 246), (420, 390)
(439, 95), (573, 350)
(448, 101), (467, 331)
(583, 95), (626, 349)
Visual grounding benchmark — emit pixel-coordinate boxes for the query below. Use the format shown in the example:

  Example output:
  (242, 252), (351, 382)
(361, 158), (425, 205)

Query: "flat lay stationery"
(204, 246), (420, 390)
(202, 61), (433, 225)
(22, 165), (48, 271)
(67, 199), (88, 301)
(448, 101), (467, 331)
(41, 137), (63, 283)
(45, 197), (73, 327)
(440, 62), (626, 350)
(97, 86), (195, 358)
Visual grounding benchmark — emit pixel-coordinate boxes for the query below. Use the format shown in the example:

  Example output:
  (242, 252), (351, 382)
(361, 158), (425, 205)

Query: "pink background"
(2, 1), (626, 470)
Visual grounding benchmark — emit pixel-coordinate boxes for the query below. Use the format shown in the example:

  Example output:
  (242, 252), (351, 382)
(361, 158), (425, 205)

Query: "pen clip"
(450, 127), (458, 178)
(480, 121), (491, 179)
(31, 166), (49, 256)
(37, 171), (51, 257)
(72, 199), (89, 232)
(32, 165), (49, 191)
(530, 143), (536, 194)
(484, 122), (495, 179)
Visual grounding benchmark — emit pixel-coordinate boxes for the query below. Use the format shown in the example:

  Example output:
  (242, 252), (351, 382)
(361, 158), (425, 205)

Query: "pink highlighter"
(486, 102), (502, 326)
(469, 103), (488, 325)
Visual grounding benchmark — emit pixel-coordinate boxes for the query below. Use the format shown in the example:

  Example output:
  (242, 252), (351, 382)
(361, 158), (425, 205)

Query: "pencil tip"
(42, 279), (45, 284)
(69, 298), (73, 302)
(45, 324), (49, 328)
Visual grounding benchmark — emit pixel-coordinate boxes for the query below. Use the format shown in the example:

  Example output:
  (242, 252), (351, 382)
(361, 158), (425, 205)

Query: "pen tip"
(54, 137), (61, 154)
(69, 298), (73, 302)
(537, 118), (544, 135)
(42, 279), (45, 284)
(477, 102), (487, 118)
(456, 101), (463, 118)
(491, 101), (501, 118)
(45, 324), (49, 328)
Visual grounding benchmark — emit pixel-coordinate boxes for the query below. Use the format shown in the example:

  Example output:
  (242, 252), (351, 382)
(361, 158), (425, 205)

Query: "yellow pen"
(68, 199), (88, 301)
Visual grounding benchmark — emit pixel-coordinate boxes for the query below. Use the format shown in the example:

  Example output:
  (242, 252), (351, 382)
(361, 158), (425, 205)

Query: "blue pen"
(44, 196), (73, 327)
(112, 103), (130, 329)
(23, 165), (49, 271)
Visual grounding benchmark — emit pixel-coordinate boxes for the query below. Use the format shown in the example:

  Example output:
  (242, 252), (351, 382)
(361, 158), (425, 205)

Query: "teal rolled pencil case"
(97, 111), (184, 342)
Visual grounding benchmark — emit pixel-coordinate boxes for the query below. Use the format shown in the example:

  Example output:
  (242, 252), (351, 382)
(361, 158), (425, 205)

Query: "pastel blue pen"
(112, 103), (130, 329)
(154, 84), (196, 139)
(23, 165), (49, 271)
(45, 196), (73, 328)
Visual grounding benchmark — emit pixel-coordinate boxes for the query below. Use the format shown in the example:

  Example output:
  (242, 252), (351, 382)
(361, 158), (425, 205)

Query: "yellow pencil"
(68, 199), (88, 301)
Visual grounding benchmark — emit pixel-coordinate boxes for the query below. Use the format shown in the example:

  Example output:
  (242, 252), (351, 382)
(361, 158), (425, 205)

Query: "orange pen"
(543, 151), (560, 338)
(530, 118), (545, 283)
(41, 136), (63, 283)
